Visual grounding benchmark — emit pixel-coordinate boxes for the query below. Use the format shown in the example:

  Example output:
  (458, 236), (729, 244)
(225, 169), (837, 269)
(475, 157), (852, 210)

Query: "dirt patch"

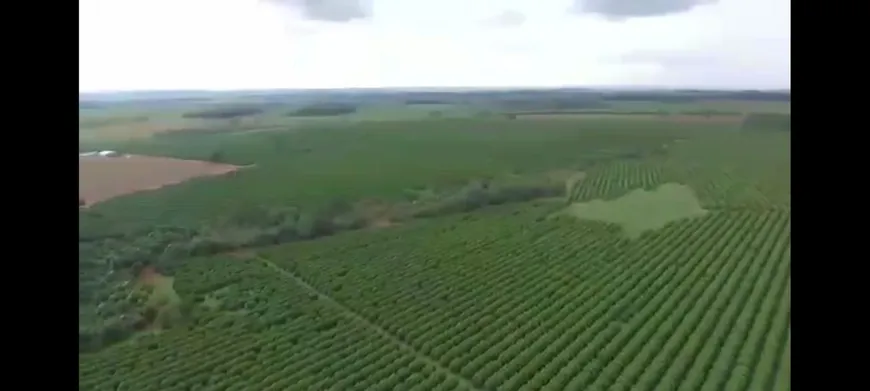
(517, 113), (744, 124)
(352, 198), (406, 229)
(133, 266), (183, 331)
(368, 218), (397, 229)
(79, 155), (244, 207)
(136, 265), (161, 287)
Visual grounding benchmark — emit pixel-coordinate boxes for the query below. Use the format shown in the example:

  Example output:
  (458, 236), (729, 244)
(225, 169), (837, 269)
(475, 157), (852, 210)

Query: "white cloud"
(79, 0), (790, 91)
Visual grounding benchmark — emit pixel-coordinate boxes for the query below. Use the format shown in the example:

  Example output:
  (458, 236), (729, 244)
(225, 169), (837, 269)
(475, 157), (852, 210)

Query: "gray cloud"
(264, 0), (371, 22)
(572, 0), (717, 20)
(484, 10), (527, 27)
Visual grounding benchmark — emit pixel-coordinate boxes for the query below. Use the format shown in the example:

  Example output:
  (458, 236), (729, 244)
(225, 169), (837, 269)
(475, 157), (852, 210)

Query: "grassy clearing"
(135, 268), (183, 330)
(559, 182), (708, 238)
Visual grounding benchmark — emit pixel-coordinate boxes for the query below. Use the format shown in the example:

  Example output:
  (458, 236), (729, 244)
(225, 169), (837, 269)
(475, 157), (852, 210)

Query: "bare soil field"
(79, 155), (243, 206)
(517, 113), (745, 124)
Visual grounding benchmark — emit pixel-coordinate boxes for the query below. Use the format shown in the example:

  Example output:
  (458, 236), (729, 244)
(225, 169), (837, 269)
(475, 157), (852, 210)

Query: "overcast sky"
(79, 0), (790, 92)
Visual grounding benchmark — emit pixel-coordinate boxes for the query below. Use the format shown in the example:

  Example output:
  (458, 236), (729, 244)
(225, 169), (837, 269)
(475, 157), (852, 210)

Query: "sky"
(79, 0), (790, 92)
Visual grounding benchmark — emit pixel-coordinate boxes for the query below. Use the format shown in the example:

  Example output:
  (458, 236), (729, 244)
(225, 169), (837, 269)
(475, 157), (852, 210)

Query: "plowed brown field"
(79, 155), (242, 206)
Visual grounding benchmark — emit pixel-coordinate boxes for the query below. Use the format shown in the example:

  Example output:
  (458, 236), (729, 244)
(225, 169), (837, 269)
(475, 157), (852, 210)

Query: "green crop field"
(79, 90), (790, 391)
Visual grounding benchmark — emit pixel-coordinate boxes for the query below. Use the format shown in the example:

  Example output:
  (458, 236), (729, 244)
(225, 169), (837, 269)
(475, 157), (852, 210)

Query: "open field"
(79, 89), (790, 391)
(607, 99), (791, 114)
(79, 155), (242, 207)
(516, 113), (745, 124)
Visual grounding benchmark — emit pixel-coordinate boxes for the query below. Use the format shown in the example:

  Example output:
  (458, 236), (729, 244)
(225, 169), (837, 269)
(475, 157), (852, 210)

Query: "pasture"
(79, 89), (790, 391)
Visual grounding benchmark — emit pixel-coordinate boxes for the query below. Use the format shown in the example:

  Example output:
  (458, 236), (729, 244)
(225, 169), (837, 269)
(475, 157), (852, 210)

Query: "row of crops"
(82, 202), (790, 391)
(80, 257), (467, 391)
(261, 208), (791, 391)
(570, 132), (790, 209)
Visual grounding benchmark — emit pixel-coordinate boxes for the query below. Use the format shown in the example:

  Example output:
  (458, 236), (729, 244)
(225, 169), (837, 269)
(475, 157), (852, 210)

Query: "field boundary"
(256, 256), (482, 391)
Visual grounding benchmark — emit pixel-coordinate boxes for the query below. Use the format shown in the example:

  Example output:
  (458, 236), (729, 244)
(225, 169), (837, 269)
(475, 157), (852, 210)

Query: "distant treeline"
(81, 88), (790, 112)
(499, 97), (608, 111)
(182, 106), (265, 119)
(400, 89), (789, 105)
(405, 99), (450, 105)
(598, 90), (790, 103)
(400, 90), (789, 112)
(171, 102), (362, 121)
(82, 89), (789, 117)
(286, 103), (358, 117)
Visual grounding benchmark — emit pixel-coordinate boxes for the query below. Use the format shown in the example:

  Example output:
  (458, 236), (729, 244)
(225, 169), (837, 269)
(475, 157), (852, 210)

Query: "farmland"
(79, 155), (243, 207)
(79, 89), (790, 391)
(515, 113), (744, 124)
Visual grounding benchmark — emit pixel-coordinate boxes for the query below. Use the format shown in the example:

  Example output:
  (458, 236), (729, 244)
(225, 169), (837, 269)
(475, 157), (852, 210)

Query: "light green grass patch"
(141, 275), (184, 329)
(559, 182), (707, 238)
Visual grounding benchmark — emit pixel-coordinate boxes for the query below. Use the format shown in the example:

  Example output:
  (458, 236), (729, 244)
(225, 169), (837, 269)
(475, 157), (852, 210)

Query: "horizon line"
(80, 85), (791, 95)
